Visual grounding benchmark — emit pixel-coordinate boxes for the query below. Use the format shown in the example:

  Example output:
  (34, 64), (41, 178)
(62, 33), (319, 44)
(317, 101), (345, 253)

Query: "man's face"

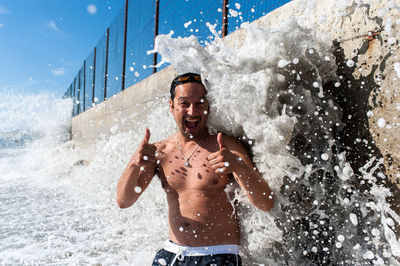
(169, 82), (209, 139)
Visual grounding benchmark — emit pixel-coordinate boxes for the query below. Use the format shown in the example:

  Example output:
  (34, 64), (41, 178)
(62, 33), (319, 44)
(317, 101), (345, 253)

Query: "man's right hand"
(117, 128), (158, 208)
(133, 128), (157, 168)
(132, 128), (157, 167)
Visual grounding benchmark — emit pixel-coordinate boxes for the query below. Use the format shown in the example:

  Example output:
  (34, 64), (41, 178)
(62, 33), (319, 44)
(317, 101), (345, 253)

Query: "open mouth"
(184, 118), (200, 132)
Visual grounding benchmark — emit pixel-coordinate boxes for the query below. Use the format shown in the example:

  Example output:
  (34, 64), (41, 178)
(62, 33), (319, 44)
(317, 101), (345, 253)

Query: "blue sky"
(0, 0), (125, 97)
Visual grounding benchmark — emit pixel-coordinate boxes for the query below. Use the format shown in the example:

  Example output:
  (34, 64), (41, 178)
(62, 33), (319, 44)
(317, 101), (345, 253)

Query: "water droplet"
(364, 250), (374, 259)
(350, 213), (358, 225)
(134, 186), (142, 193)
(346, 59), (355, 67)
(377, 117), (386, 128)
(371, 228), (380, 236)
(158, 258), (167, 265)
(388, 37), (397, 45)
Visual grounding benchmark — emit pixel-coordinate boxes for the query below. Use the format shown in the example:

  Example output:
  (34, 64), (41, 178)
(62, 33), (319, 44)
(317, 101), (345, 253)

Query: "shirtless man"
(117, 73), (274, 266)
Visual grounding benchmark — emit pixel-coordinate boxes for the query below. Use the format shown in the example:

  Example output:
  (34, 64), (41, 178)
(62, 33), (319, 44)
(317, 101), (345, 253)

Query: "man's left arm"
(207, 133), (274, 211)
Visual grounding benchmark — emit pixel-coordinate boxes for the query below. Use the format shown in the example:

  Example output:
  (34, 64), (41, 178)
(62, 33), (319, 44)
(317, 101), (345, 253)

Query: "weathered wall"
(71, 67), (176, 154)
(72, 0), (400, 192)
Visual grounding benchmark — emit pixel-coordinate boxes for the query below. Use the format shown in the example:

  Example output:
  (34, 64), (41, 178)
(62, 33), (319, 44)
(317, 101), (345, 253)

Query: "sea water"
(2, 1), (400, 265)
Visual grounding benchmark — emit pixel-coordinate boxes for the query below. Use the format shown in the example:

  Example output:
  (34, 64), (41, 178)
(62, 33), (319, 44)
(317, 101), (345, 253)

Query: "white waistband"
(163, 240), (240, 256)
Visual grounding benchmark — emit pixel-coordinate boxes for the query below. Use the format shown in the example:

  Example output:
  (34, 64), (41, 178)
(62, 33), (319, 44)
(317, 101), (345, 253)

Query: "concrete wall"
(72, 0), (400, 193)
(71, 67), (176, 153)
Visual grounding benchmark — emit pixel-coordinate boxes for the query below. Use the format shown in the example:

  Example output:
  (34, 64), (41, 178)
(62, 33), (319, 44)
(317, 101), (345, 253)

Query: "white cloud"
(0, 5), (10, 14)
(46, 20), (64, 35)
(0, 23), (4, 28)
(87, 4), (98, 15)
(51, 68), (65, 76)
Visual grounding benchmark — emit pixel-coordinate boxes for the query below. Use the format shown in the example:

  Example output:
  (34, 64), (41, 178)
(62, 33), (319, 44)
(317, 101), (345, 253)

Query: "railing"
(63, 0), (291, 116)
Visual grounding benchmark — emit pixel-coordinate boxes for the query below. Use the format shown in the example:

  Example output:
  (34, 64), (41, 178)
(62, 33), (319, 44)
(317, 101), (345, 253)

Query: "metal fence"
(63, 0), (291, 116)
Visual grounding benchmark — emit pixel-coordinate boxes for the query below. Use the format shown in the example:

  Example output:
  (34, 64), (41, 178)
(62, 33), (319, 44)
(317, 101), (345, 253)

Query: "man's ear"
(169, 99), (174, 112)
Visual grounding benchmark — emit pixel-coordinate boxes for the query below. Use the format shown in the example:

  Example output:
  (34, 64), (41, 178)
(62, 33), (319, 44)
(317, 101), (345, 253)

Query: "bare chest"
(158, 144), (229, 192)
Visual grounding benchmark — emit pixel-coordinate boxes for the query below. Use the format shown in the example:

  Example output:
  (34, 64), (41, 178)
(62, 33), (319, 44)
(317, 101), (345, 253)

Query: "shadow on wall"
(328, 37), (400, 216)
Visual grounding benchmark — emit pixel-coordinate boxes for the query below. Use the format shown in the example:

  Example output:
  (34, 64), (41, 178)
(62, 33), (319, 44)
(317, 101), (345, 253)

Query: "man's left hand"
(207, 133), (243, 174)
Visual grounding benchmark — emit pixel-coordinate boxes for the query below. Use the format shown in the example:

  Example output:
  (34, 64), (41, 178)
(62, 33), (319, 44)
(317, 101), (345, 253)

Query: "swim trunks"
(152, 241), (242, 266)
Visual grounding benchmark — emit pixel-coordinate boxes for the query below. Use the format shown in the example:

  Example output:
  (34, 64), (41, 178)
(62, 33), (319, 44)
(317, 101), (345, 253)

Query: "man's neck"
(177, 128), (208, 146)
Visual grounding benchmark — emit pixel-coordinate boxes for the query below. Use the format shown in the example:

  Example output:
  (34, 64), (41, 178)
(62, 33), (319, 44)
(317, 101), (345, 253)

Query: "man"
(117, 73), (274, 266)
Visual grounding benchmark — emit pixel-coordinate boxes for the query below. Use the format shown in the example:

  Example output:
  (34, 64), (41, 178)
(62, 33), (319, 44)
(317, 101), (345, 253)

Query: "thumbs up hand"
(217, 132), (225, 150)
(133, 128), (157, 167)
(207, 133), (241, 175)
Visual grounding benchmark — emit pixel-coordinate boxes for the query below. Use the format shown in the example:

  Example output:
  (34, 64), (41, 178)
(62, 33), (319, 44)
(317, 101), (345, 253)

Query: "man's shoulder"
(154, 135), (175, 151)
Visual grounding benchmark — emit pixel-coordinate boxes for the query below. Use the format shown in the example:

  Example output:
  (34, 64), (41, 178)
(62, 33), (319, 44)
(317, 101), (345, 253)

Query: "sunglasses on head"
(176, 74), (202, 82)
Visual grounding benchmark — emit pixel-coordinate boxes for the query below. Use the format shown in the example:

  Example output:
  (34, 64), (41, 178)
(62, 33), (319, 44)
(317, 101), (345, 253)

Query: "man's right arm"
(116, 128), (157, 208)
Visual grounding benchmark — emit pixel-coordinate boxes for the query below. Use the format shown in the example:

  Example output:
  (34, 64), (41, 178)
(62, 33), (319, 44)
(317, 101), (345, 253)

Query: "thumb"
(143, 128), (151, 144)
(217, 132), (225, 150)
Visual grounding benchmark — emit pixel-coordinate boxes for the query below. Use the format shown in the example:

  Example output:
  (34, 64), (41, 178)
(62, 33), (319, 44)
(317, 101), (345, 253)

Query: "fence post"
(121, 0), (129, 91)
(77, 70), (81, 115)
(222, 0), (228, 37)
(83, 60), (86, 111)
(153, 0), (160, 74)
(92, 47), (97, 105)
(104, 27), (110, 100)
(73, 78), (77, 116)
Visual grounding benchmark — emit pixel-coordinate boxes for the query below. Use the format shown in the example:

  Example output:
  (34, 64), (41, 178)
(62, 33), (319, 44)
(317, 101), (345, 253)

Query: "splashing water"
(2, 1), (400, 265)
(151, 16), (400, 266)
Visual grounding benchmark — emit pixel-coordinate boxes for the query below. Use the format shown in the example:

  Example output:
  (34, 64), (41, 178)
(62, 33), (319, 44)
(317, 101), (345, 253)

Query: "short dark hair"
(170, 72), (204, 100)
